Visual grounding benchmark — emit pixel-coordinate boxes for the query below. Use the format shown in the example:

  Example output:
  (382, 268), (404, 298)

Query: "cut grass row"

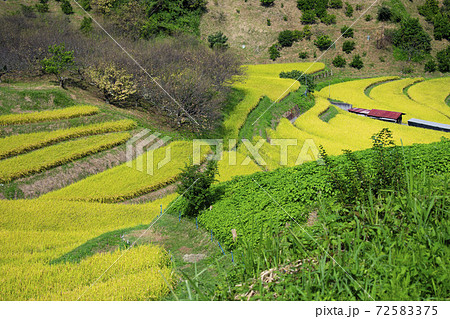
(0, 119), (136, 159)
(0, 105), (99, 125)
(0, 132), (131, 183)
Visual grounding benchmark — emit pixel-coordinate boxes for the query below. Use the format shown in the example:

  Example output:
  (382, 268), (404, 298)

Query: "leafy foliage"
(344, 2), (353, 17)
(260, 0), (275, 6)
(207, 31), (229, 49)
(433, 13), (450, 41)
(278, 30), (295, 47)
(349, 54), (364, 69)
(424, 59), (437, 72)
(332, 55), (346, 67)
(418, 0), (439, 22)
(60, 0), (74, 15)
(329, 0), (342, 9)
(340, 25), (354, 38)
(80, 17), (93, 35)
(177, 160), (218, 217)
(436, 45), (450, 73)
(342, 40), (355, 54)
(393, 18), (431, 61)
(269, 44), (281, 61)
(377, 6), (392, 21)
(40, 44), (75, 88)
(314, 35), (333, 51)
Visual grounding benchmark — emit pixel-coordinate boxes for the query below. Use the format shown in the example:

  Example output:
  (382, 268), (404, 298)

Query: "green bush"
(418, 0), (439, 22)
(278, 30), (295, 47)
(321, 14), (336, 25)
(424, 59), (437, 72)
(80, 17), (93, 35)
(35, 0), (49, 13)
(342, 40), (355, 54)
(436, 45), (450, 72)
(345, 2), (353, 17)
(269, 44), (281, 61)
(332, 55), (346, 67)
(208, 31), (229, 49)
(377, 6), (392, 21)
(267, 19), (271, 26)
(303, 25), (312, 40)
(340, 25), (354, 38)
(365, 14), (372, 21)
(260, 0), (275, 6)
(393, 18), (431, 61)
(433, 13), (450, 41)
(79, 0), (91, 11)
(177, 160), (218, 218)
(349, 54), (364, 69)
(20, 4), (36, 18)
(329, 0), (343, 9)
(61, 0), (74, 15)
(301, 10), (316, 24)
(298, 51), (309, 59)
(314, 35), (333, 51)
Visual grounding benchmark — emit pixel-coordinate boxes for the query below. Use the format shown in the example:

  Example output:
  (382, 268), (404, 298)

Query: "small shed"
(408, 118), (450, 132)
(367, 109), (405, 124)
(348, 108), (371, 116)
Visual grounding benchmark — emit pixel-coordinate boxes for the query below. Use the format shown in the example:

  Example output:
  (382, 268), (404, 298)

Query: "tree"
(321, 14), (336, 25)
(433, 13), (450, 41)
(86, 63), (137, 103)
(278, 30), (295, 47)
(341, 25), (354, 38)
(303, 25), (312, 40)
(342, 40), (355, 54)
(393, 18), (431, 60)
(207, 31), (229, 49)
(61, 0), (74, 15)
(260, 0), (275, 6)
(40, 44), (75, 88)
(333, 55), (346, 67)
(377, 6), (392, 22)
(269, 44), (281, 60)
(349, 54), (364, 69)
(177, 160), (218, 217)
(424, 59), (437, 72)
(436, 45), (450, 73)
(314, 35), (333, 51)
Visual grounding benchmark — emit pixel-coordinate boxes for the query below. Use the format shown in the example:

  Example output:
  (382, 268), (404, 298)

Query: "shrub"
(401, 65), (414, 74)
(207, 31), (229, 49)
(20, 4), (36, 18)
(292, 30), (304, 41)
(332, 55), (346, 67)
(321, 14), (336, 25)
(267, 19), (271, 26)
(349, 54), (364, 69)
(80, 17), (93, 35)
(260, 0), (275, 6)
(283, 15), (288, 21)
(418, 0), (439, 22)
(35, 0), (49, 13)
(433, 13), (450, 41)
(356, 4), (363, 11)
(61, 0), (74, 15)
(329, 0), (343, 9)
(303, 25), (312, 40)
(278, 30), (295, 47)
(424, 59), (437, 72)
(314, 35), (333, 51)
(296, 0), (316, 11)
(269, 44), (281, 60)
(341, 25), (354, 38)
(79, 0), (92, 11)
(342, 40), (355, 54)
(365, 14), (372, 21)
(436, 45), (450, 73)
(377, 6), (392, 21)
(301, 10), (316, 24)
(345, 2), (353, 17)
(177, 160), (218, 218)
(299, 51), (309, 59)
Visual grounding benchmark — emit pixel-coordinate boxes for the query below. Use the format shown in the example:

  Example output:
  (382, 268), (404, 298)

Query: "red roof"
(368, 109), (404, 120)
(348, 108), (371, 115)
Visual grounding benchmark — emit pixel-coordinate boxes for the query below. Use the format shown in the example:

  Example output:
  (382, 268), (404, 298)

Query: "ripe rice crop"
(0, 195), (177, 300)
(0, 119), (136, 159)
(216, 150), (262, 183)
(43, 141), (210, 203)
(0, 132), (131, 183)
(0, 105), (99, 125)
(370, 78), (450, 123)
(315, 76), (399, 109)
(224, 62), (325, 139)
(407, 77), (450, 119)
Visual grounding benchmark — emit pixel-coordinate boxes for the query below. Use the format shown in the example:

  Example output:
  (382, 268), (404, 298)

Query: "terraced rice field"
(224, 62), (325, 139)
